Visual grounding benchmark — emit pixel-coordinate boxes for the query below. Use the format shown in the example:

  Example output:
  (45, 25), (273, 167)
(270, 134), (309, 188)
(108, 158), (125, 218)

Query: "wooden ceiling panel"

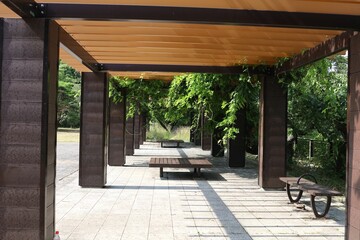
(0, 1), (350, 80)
(37, 0), (360, 15)
(56, 20), (341, 72)
(59, 48), (91, 73)
(0, 3), (20, 18)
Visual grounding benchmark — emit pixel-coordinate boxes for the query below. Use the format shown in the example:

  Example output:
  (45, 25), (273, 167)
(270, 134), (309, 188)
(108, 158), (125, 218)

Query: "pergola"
(0, 1), (359, 239)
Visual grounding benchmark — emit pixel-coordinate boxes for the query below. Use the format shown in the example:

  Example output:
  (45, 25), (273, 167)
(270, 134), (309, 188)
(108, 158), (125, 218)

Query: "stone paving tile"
(56, 142), (345, 240)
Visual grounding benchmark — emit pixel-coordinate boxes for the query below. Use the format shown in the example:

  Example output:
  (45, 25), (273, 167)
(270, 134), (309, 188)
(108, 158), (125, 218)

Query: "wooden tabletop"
(149, 158), (212, 168)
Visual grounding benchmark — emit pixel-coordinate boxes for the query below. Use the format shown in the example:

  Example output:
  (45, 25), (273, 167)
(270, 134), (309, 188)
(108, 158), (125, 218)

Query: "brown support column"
(79, 72), (108, 187)
(0, 19), (59, 240)
(140, 114), (146, 145)
(347, 33), (360, 240)
(109, 89), (126, 166)
(258, 75), (287, 188)
(211, 128), (224, 157)
(228, 108), (246, 167)
(201, 111), (212, 151)
(126, 116), (135, 156)
(134, 112), (141, 149)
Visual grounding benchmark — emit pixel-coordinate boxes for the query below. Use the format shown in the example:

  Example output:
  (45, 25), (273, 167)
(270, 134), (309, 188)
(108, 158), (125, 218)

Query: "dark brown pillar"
(134, 112), (141, 149)
(140, 114), (146, 145)
(108, 89), (126, 166)
(347, 33), (360, 240)
(211, 128), (224, 157)
(126, 116), (135, 156)
(201, 111), (212, 150)
(228, 108), (246, 167)
(0, 19), (59, 240)
(258, 75), (287, 188)
(79, 72), (108, 187)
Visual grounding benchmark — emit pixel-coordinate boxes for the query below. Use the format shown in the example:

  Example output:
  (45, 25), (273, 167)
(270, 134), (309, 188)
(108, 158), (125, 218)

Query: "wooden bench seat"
(279, 174), (342, 218)
(149, 157), (212, 177)
(160, 140), (184, 148)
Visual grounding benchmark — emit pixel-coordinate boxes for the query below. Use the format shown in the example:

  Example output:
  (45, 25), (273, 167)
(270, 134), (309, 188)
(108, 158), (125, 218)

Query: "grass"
(146, 122), (190, 142)
(245, 152), (345, 198)
(288, 161), (346, 194)
(57, 123), (190, 143)
(57, 129), (79, 142)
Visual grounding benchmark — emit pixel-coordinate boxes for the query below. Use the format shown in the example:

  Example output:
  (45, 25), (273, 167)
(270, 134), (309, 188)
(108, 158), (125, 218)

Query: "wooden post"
(125, 116), (135, 156)
(79, 72), (109, 187)
(134, 112), (141, 149)
(0, 19), (59, 240)
(109, 89), (126, 166)
(258, 75), (287, 188)
(201, 111), (212, 151)
(228, 108), (246, 167)
(346, 33), (360, 240)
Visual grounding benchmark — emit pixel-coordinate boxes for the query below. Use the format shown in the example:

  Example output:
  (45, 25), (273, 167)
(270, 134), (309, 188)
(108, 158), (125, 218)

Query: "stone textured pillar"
(134, 112), (141, 149)
(228, 108), (246, 167)
(108, 89), (126, 166)
(347, 33), (360, 240)
(0, 19), (59, 240)
(258, 75), (287, 188)
(126, 116), (135, 156)
(201, 111), (212, 151)
(79, 72), (109, 187)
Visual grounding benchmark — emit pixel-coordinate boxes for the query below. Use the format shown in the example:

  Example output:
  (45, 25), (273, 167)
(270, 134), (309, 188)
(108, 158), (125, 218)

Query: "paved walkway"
(56, 142), (345, 240)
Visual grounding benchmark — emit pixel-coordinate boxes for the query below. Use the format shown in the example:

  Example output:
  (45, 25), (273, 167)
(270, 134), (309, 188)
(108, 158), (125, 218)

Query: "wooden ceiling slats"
(68, 33), (331, 43)
(61, 25), (340, 37)
(0, 1), (354, 80)
(77, 40), (317, 49)
(85, 57), (277, 66)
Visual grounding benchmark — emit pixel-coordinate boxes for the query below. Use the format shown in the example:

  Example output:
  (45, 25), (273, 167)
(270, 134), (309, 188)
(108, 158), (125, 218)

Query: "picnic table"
(160, 140), (184, 148)
(149, 157), (212, 177)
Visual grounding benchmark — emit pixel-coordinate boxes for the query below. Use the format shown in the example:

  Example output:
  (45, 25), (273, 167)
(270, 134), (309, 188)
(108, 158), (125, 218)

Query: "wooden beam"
(1, 0), (37, 17)
(276, 31), (355, 74)
(43, 4), (360, 30)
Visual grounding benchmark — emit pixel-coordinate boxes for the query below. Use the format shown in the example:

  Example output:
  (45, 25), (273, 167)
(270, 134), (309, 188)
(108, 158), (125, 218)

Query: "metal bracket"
(28, 3), (45, 17)
(95, 64), (105, 71)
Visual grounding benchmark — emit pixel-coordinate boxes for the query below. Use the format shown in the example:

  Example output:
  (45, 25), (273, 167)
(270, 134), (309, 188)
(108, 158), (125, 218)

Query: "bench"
(279, 174), (342, 218)
(149, 157), (212, 177)
(160, 140), (184, 148)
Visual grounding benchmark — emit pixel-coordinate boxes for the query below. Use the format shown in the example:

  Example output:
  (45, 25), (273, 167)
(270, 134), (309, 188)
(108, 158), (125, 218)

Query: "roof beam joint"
(28, 2), (45, 17)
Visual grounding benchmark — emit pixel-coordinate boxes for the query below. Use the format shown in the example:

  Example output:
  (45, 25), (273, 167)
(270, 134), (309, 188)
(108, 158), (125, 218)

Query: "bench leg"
(160, 167), (163, 177)
(310, 195), (332, 218)
(286, 183), (303, 203)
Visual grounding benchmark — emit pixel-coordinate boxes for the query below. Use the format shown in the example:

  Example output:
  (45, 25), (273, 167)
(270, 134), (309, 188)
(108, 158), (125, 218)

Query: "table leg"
(160, 167), (163, 177)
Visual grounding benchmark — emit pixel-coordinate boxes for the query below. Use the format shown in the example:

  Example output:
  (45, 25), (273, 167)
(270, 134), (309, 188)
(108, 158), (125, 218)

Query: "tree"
(167, 73), (260, 150)
(109, 77), (168, 127)
(57, 60), (81, 128)
(285, 55), (347, 175)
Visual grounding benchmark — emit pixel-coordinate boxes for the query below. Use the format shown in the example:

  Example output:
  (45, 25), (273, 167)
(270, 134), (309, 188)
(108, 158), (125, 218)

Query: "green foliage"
(167, 73), (260, 148)
(109, 77), (168, 126)
(57, 61), (81, 128)
(285, 55), (347, 176)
